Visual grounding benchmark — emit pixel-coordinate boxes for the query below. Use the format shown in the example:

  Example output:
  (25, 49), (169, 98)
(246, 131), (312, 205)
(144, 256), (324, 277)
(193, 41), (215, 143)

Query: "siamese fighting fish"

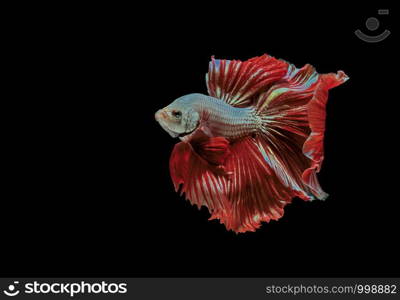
(155, 54), (348, 233)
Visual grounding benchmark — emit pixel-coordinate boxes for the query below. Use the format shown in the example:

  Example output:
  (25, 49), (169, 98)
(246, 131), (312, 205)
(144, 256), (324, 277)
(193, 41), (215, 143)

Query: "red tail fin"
(302, 71), (349, 199)
(255, 65), (349, 200)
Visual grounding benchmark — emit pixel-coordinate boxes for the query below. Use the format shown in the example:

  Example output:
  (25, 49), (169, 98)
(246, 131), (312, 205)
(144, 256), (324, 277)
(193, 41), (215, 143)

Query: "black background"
(2, 4), (398, 278)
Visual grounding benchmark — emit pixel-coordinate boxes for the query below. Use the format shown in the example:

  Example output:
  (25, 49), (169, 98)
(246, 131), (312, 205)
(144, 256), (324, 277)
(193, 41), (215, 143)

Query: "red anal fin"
(169, 141), (231, 214)
(169, 137), (297, 233)
(221, 137), (297, 232)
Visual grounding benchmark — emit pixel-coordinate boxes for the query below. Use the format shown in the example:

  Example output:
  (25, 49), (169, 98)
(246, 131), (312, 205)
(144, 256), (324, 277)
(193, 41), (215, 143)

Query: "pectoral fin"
(191, 136), (230, 166)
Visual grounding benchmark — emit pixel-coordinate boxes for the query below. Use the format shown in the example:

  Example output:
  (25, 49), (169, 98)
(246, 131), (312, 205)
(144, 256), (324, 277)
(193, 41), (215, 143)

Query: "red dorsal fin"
(205, 54), (288, 107)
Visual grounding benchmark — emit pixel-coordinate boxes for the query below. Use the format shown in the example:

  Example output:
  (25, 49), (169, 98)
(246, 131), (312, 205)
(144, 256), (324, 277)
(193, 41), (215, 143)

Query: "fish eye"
(172, 110), (182, 118)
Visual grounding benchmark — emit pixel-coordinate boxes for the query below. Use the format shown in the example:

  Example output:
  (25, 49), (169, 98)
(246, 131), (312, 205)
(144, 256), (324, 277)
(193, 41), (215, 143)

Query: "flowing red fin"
(302, 71), (349, 199)
(254, 136), (314, 201)
(253, 63), (348, 200)
(169, 142), (231, 215)
(170, 137), (301, 233)
(205, 54), (288, 107)
(221, 137), (298, 232)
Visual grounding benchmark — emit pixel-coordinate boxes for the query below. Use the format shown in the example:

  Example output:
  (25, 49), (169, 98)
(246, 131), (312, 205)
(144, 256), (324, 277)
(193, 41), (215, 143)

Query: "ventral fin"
(192, 136), (230, 166)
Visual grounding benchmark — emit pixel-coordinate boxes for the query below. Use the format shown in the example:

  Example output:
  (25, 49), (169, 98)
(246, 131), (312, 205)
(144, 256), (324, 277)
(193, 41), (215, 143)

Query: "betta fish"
(155, 54), (348, 233)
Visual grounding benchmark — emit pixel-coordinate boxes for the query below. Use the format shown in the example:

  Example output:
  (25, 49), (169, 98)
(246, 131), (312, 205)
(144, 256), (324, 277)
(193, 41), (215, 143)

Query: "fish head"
(155, 97), (200, 138)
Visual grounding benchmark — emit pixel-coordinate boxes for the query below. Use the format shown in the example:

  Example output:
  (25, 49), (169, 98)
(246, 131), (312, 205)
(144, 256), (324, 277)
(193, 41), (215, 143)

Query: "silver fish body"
(156, 93), (261, 141)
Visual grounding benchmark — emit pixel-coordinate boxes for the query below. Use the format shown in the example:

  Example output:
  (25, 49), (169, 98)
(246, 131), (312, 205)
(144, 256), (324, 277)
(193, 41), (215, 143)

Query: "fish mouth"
(158, 121), (180, 138)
